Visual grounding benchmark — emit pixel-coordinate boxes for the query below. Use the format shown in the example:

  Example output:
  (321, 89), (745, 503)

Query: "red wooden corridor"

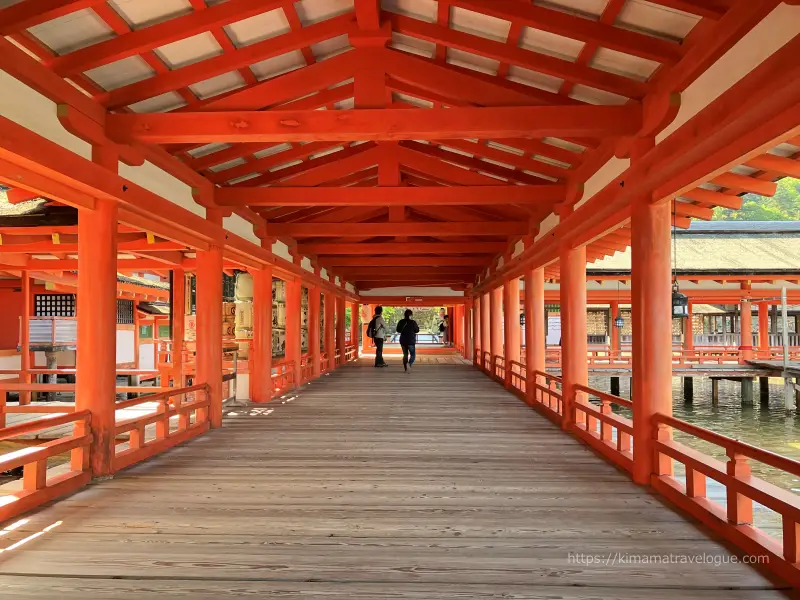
(0, 0), (799, 595)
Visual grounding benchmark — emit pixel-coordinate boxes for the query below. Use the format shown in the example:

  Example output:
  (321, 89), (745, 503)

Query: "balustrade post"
(684, 302), (694, 352)
(503, 278), (521, 390)
(250, 265), (273, 402)
(726, 450), (753, 525)
(560, 242), (587, 431)
(196, 209), (224, 428)
(76, 145), (119, 476)
(631, 198), (674, 485)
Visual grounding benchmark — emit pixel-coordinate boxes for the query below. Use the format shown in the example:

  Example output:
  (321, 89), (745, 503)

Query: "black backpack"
(366, 317), (378, 339)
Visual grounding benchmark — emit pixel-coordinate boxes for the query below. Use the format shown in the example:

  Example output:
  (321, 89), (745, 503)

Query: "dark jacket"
(396, 318), (420, 346)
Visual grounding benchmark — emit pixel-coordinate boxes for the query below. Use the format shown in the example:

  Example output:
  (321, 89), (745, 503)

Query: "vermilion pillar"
(336, 295), (346, 363)
(560, 244), (587, 431)
(285, 279), (302, 387)
(20, 273), (31, 406)
(361, 303), (372, 356)
(758, 302), (770, 351)
(489, 287), (503, 376)
(196, 209), (224, 429)
(76, 145), (119, 476)
(525, 267), (545, 401)
(481, 292), (490, 369)
(472, 296), (480, 364)
(309, 286), (321, 378)
(171, 267), (185, 387)
(609, 300), (620, 355)
(740, 297), (753, 362)
(631, 199), (673, 485)
(447, 305), (454, 346)
(324, 292), (336, 370)
(350, 302), (360, 358)
(503, 278), (521, 389)
(250, 265), (273, 402)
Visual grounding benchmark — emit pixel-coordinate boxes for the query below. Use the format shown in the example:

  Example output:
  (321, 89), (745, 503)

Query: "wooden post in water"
(759, 377), (770, 406)
(711, 379), (720, 405)
(683, 377), (693, 403)
(741, 378), (754, 406)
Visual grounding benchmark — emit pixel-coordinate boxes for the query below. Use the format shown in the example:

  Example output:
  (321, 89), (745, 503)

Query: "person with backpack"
(366, 305), (388, 367)
(396, 309), (420, 373)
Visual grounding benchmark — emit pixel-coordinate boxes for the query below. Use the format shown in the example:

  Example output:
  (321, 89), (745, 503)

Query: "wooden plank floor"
(0, 358), (789, 599)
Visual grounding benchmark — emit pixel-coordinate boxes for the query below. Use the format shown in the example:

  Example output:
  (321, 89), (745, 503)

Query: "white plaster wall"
(0, 354), (21, 380)
(534, 213), (560, 242)
(139, 343), (155, 370)
(222, 212), (260, 244)
(116, 329), (135, 365)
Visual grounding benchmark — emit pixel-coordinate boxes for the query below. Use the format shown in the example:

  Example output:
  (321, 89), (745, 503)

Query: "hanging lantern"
(672, 281), (689, 319)
(614, 314), (624, 328)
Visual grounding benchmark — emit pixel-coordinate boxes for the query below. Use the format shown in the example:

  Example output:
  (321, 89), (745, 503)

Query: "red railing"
(493, 355), (505, 383)
(543, 346), (800, 368)
(482, 351), (491, 374)
(272, 360), (295, 396)
(0, 410), (92, 523)
(479, 352), (800, 586)
(652, 413), (800, 588)
(572, 385), (634, 473)
(508, 360), (526, 395)
(334, 349), (342, 366)
(530, 370), (563, 419)
(113, 384), (210, 472)
(344, 345), (357, 361)
(300, 354), (313, 382)
(320, 352), (329, 374)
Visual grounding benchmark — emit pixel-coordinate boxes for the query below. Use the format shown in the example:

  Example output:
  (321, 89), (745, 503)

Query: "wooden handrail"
(0, 410), (90, 442)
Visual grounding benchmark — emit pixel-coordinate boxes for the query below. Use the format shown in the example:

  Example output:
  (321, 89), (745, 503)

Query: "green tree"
(713, 177), (800, 221)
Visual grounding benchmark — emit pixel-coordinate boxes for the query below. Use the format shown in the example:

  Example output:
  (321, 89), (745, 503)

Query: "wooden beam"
(744, 154), (800, 178)
(270, 222), (527, 237)
(444, 0), (684, 64)
(106, 105), (642, 144)
(49, 0), (285, 75)
(102, 15), (357, 109)
(299, 242), (507, 254)
(0, 0), (107, 33)
(711, 172), (777, 196)
(217, 185), (565, 206)
(389, 13), (649, 98)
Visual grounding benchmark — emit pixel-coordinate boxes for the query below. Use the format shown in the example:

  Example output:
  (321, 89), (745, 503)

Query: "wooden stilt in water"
(760, 377), (770, 406)
(711, 379), (720, 406)
(683, 377), (693, 403)
(611, 376), (621, 397)
(741, 378), (754, 406)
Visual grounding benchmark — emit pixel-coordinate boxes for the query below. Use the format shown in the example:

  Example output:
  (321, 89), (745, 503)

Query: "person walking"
(367, 305), (388, 367)
(396, 309), (420, 373)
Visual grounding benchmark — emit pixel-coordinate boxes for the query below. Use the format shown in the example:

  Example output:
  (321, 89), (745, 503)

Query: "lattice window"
(34, 294), (76, 317)
(117, 299), (134, 324)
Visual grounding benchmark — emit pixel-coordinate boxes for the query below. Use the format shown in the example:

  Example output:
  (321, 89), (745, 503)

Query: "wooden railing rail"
(493, 355), (505, 383)
(572, 385), (634, 473)
(0, 410), (92, 523)
(652, 412), (800, 588)
(272, 360), (295, 396)
(344, 345), (357, 361)
(530, 370), (563, 419)
(113, 384), (210, 472)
